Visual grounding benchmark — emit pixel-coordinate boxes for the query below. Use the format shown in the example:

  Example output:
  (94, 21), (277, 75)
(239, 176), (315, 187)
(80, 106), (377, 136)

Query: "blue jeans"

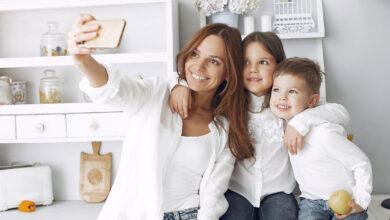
(298, 198), (368, 220)
(164, 207), (199, 220)
(220, 190), (298, 220)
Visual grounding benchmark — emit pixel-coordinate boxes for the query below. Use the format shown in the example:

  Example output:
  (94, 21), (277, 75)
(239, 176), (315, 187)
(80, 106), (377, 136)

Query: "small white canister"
(261, 15), (272, 32)
(0, 76), (13, 105)
(12, 81), (27, 104)
(39, 69), (62, 104)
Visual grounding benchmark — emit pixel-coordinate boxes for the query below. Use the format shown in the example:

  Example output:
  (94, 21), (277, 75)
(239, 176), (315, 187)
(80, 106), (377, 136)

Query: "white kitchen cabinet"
(0, 0), (179, 143)
(0, 116), (15, 139)
(0, 0), (178, 218)
(16, 114), (67, 139)
(66, 112), (127, 138)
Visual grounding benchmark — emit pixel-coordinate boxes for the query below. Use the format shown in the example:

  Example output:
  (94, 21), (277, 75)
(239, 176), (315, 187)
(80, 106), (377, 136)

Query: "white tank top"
(163, 133), (213, 212)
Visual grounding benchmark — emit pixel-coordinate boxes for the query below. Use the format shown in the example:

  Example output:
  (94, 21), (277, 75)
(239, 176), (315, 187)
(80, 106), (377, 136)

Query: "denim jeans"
(298, 198), (368, 220)
(163, 207), (199, 220)
(220, 190), (298, 220)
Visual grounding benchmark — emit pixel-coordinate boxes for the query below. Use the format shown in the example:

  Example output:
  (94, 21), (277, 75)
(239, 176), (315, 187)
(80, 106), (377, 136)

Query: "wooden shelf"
(0, 0), (170, 11)
(0, 52), (168, 68)
(0, 103), (122, 115)
(1, 200), (104, 220)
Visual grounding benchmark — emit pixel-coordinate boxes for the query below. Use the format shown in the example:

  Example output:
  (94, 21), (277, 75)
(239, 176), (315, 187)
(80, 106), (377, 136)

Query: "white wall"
(323, 0), (390, 194)
(178, 0), (390, 193)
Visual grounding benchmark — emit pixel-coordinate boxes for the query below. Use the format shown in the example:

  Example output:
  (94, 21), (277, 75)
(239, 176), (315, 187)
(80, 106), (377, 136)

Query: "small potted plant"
(195, 0), (261, 28)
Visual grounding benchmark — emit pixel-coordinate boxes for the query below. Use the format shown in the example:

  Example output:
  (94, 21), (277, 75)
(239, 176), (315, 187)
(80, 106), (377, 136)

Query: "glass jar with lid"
(40, 21), (67, 56)
(39, 69), (62, 104)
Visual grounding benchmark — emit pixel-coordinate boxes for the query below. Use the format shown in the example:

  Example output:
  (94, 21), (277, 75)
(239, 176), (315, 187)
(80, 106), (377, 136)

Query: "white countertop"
(1, 195), (389, 220)
(0, 200), (103, 220)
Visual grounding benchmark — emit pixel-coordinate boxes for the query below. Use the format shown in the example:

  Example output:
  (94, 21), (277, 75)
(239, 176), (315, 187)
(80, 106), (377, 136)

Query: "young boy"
(269, 57), (373, 220)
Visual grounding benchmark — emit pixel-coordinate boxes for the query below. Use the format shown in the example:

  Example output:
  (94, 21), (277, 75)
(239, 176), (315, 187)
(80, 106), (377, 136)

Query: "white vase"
(207, 5), (239, 28)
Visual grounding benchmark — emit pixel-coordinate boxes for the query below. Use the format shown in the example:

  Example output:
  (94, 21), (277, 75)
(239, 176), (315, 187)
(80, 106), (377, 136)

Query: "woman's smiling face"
(185, 34), (226, 95)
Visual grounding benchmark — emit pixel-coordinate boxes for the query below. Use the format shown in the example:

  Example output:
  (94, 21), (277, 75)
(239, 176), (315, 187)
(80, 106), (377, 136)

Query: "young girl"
(170, 32), (350, 219)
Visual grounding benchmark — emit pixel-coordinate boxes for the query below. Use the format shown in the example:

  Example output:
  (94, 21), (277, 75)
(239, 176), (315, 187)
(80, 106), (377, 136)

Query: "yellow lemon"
(328, 190), (352, 215)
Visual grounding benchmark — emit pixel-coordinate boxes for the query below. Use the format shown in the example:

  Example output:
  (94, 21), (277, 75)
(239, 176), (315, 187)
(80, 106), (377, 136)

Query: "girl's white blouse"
(229, 93), (295, 206)
(79, 65), (235, 220)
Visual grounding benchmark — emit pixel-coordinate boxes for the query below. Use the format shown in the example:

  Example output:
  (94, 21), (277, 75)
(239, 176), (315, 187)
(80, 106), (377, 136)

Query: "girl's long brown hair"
(242, 32), (286, 109)
(176, 23), (253, 160)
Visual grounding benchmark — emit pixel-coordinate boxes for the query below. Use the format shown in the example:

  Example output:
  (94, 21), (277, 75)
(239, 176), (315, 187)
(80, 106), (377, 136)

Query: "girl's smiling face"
(243, 42), (277, 97)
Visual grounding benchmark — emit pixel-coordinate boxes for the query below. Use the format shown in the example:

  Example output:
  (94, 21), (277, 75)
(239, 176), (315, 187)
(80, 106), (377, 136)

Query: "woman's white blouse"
(163, 134), (213, 212)
(79, 65), (235, 220)
(229, 93), (350, 207)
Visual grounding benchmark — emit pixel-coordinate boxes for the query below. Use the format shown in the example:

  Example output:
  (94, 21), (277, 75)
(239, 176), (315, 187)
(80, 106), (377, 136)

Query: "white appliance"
(0, 164), (53, 211)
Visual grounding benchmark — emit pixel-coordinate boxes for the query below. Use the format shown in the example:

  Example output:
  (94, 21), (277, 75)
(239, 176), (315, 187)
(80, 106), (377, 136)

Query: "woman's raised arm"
(68, 14), (108, 88)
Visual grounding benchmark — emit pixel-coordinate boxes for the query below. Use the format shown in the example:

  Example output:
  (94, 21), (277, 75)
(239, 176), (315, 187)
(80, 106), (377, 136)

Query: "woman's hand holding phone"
(68, 14), (99, 64)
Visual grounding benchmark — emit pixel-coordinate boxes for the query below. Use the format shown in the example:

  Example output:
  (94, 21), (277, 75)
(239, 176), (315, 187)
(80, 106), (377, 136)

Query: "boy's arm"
(323, 128), (373, 210)
(289, 101), (350, 136)
(284, 101), (350, 154)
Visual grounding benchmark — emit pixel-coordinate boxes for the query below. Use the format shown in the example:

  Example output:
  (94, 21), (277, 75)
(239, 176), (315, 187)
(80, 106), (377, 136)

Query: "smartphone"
(79, 19), (126, 49)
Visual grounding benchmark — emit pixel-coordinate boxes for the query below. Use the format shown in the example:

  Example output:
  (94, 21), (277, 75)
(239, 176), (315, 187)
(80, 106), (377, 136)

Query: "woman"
(68, 14), (252, 220)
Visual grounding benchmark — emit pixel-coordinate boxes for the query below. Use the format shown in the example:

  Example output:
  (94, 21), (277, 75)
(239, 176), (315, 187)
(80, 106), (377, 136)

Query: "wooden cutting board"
(80, 142), (112, 203)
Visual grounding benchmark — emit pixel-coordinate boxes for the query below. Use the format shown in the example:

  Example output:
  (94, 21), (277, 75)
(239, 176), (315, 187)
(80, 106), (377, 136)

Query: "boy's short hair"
(274, 57), (323, 94)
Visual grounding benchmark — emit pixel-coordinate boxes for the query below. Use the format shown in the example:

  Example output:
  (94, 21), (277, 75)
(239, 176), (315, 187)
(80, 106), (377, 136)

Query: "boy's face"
(270, 74), (319, 121)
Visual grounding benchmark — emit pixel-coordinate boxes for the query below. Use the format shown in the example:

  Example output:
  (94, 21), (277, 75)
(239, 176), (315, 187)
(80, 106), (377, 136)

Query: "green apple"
(328, 190), (352, 215)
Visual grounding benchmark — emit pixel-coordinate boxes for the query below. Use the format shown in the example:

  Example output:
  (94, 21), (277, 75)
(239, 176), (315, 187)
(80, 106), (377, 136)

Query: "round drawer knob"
(35, 123), (45, 132)
(89, 122), (98, 130)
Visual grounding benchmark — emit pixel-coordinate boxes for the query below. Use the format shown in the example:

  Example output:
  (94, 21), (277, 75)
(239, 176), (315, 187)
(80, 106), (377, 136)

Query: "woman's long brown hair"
(176, 23), (254, 161)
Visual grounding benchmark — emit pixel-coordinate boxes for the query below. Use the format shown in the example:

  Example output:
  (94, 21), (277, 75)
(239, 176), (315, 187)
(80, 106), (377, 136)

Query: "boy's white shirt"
(79, 66), (235, 220)
(168, 72), (352, 207)
(289, 122), (372, 209)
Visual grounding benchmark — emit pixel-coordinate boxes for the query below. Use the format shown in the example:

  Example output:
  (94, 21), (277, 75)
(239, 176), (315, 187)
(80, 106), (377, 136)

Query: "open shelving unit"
(0, 0), (178, 143)
(0, 0), (178, 219)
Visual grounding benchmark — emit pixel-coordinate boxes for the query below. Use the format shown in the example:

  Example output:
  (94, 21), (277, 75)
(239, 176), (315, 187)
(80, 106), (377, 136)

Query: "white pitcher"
(0, 76), (13, 105)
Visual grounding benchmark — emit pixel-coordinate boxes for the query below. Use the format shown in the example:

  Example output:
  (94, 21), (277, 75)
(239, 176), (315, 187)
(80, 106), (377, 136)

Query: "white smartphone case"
(0, 165), (53, 211)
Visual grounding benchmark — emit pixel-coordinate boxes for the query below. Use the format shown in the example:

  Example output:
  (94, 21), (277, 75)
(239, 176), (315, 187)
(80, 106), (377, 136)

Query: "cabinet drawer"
(16, 115), (66, 139)
(66, 112), (126, 138)
(0, 116), (16, 139)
